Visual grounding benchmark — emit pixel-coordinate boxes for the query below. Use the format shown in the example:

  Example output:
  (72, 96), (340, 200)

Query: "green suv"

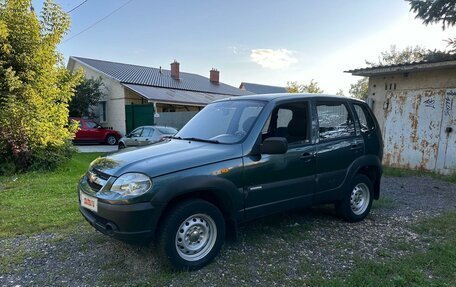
(78, 94), (383, 270)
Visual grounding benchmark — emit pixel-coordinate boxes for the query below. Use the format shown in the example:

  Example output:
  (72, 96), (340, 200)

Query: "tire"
(156, 199), (225, 271)
(335, 174), (373, 222)
(118, 142), (125, 149)
(106, 135), (117, 145)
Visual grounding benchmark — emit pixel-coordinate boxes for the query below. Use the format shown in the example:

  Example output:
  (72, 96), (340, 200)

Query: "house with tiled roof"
(67, 57), (252, 134)
(239, 82), (288, 94)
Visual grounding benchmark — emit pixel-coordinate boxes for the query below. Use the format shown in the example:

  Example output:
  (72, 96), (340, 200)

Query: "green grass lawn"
(383, 167), (456, 184)
(0, 152), (102, 238)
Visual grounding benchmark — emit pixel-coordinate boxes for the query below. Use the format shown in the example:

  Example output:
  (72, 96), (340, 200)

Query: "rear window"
(353, 104), (375, 133)
(316, 101), (355, 140)
(157, 127), (178, 134)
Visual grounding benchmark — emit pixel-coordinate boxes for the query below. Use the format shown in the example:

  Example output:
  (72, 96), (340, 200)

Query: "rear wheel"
(118, 142), (125, 149)
(106, 135), (117, 145)
(157, 199), (225, 271)
(336, 174), (373, 222)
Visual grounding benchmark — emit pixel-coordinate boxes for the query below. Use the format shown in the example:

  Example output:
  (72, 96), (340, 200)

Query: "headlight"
(109, 173), (152, 198)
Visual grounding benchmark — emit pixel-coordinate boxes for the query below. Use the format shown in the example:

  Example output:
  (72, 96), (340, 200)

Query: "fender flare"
(341, 155), (382, 199)
(153, 175), (243, 221)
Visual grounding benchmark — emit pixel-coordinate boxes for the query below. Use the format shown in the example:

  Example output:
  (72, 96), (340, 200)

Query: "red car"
(70, 117), (122, 145)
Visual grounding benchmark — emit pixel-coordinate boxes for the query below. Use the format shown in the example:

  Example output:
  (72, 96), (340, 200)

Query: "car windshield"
(175, 100), (265, 144)
(85, 121), (99, 129)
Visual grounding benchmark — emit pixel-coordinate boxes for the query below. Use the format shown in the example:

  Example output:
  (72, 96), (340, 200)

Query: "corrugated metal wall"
(382, 89), (455, 174)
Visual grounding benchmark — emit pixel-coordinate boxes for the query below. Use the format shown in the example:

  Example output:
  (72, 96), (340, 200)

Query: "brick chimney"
(170, 60), (180, 79)
(210, 68), (219, 84)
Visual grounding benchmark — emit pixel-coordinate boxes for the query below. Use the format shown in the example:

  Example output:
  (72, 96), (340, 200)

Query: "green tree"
(286, 79), (324, 93)
(0, 0), (81, 173)
(365, 45), (429, 66)
(336, 89), (345, 96)
(407, 0), (456, 29)
(349, 77), (369, 100)
(69, 77), (105, 117)
(407, 0), (456, 52)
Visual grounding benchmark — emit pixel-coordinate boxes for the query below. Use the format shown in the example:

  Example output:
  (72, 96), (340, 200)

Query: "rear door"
(138, 127), (155, 145)
(314, 100), (363, 201)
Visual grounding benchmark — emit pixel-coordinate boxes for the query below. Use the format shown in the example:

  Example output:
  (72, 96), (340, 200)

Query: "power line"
(63, 0), (135, 43)
(67, 0), (89, 13)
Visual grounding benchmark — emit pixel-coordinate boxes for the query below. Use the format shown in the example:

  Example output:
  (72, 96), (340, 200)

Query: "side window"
(85, 121), (98, 129)
(142, 128), (154, 137)
(130, 128), (143, 137)
(317, 102), (355, 140)
(353, 104), (375, 133)
(262, 102), (310, 145)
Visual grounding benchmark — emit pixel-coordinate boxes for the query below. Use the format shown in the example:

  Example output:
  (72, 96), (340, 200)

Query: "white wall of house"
(71, 61), (127, 135)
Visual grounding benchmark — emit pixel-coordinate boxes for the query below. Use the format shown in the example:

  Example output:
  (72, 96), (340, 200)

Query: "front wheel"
(106, 135), (117, 145)
(156, 199), (225, 271)
(335, 174), (373, 222)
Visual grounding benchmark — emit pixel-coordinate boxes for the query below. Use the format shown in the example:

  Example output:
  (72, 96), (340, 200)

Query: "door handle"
(300, 152), (315, 161)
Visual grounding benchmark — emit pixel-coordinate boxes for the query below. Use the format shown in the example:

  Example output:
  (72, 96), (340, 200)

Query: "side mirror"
(261, 137), (288, 154)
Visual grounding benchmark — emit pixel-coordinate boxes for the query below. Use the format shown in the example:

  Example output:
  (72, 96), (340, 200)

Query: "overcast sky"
(33, 0), (455, 94)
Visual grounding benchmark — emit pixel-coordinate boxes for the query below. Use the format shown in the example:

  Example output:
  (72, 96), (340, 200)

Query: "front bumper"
(79, 195), (164, 242)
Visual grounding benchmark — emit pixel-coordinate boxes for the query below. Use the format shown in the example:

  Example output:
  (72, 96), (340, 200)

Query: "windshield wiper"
(167, 136), (183, 140)
(182, 137), (220, 144)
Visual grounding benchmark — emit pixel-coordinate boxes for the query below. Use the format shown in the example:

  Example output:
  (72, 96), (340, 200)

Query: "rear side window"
(353, 104), (375, 133)
(317, 102), (355, 140)
(157, 127), (178, 134)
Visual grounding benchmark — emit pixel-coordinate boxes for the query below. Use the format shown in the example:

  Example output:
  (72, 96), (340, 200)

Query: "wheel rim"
(107, 136), (116, 145)
(175, 213), (217, 261)
(350, 183), (370, 215)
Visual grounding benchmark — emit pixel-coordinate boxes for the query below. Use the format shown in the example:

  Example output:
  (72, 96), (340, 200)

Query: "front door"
(243, 100), (316, 220)
(125, 127), (143, 147)
(314, 100), (363, 202)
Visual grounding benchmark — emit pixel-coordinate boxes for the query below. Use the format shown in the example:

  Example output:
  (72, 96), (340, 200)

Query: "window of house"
(99, 101), (107, 122)
(353, 104), (375, 133)
(316, 102), (355, 140)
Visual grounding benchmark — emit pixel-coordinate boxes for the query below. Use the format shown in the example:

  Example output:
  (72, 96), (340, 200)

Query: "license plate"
(80, 192), (98, 213)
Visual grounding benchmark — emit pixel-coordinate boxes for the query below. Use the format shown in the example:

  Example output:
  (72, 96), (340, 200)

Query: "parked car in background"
(118, 125), (178, 149)
(70, 117), (122, 145)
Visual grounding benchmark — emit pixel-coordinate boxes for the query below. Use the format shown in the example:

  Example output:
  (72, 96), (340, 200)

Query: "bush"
(0, 0), (81, 174)
(0, 141), (76, 175)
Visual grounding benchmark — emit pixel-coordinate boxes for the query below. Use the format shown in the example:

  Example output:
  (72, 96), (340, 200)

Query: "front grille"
(87, 168), (110, 192)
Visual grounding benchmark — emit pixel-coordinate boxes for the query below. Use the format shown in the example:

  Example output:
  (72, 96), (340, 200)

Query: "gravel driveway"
(1, 176), (455, 287)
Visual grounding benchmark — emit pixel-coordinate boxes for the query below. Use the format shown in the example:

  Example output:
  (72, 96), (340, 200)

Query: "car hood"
(89, 139), (243, 178)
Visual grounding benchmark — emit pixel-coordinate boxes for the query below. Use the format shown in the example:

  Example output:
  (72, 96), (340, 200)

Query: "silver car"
(118, 126), (178, 149)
